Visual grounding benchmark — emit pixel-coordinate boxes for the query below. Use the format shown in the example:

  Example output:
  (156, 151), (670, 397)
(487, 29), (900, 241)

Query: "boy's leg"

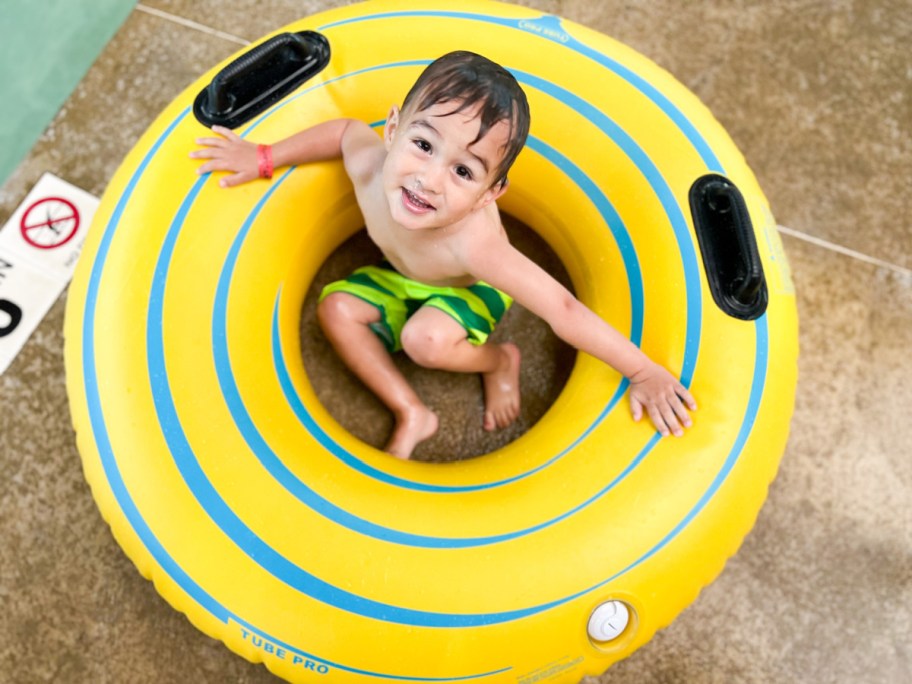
(317, 292), (437, 459)
(400, 306), (521, 431)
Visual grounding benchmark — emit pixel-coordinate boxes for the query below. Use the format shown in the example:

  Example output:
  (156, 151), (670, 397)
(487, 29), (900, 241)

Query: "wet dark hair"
(401, 51), (530, 188)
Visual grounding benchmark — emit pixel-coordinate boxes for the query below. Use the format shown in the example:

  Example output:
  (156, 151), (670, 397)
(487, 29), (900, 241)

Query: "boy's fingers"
(630, 397), (643, 422)
(219, 171), (254, 188)
(195, 142), (224, 153)
(196, 159), (226, 175)
(189, 148), (219, 159)
(669, 394), (693, 429)
(212, 125), (239, 140)
(194, 136), (228, 147)
(647, 404), (670, 437)
(659, 403), (683, 437)
(678, 384), (697, 411)
(197, 158), (248, 176)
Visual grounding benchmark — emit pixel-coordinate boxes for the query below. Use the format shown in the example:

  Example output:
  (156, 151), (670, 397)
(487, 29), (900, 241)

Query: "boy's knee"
(317, 292), (360, 330)
(316, 293), (339, 326)
(400, 322), (451, 368)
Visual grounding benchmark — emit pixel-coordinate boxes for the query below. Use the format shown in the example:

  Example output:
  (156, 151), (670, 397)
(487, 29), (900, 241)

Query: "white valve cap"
(587, 601), (630, 642)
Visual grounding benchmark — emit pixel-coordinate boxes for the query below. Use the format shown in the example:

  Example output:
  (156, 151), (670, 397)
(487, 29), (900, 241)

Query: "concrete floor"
(1, 1), (910, 682)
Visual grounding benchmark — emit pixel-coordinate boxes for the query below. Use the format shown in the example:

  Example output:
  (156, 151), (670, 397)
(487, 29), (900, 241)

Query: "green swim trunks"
(319, 262), (513, 353)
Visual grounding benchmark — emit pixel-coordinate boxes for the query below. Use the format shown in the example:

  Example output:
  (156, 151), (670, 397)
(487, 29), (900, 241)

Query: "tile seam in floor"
(126, 5), (911, 282)
(135, 3), (250, 45)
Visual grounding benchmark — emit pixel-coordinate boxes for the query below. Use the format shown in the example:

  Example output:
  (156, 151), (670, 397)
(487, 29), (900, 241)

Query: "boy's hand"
(189, 126), (259, 188)
(628, 361), (697, 437)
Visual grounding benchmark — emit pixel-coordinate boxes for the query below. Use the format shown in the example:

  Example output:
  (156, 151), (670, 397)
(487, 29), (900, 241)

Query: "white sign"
(0, 173), (98, 375)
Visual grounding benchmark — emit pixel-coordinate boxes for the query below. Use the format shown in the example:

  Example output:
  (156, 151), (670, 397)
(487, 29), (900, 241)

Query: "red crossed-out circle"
(19, 197), (80, 250)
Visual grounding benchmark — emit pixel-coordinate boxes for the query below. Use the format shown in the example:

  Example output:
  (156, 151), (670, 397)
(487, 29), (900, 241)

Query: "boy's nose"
(418, 160), (445, 193)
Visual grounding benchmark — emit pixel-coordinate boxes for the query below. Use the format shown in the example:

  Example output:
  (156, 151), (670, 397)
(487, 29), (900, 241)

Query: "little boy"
(191, 51), (696, 459)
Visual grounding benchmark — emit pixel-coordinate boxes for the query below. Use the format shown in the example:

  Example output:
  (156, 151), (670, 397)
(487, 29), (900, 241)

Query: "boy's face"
(382, 100), (510, 231)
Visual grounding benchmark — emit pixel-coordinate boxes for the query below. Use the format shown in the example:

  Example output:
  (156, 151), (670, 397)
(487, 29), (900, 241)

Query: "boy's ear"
(477, 178), (509, 209)
(383, 106), (401, 149)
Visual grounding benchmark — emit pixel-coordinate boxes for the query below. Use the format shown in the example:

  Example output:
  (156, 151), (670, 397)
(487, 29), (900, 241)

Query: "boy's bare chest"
(364, 219), (475, 286)
(357, 188), (476, 287)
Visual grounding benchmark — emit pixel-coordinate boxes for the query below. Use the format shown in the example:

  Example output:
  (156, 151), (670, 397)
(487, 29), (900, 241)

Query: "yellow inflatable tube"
(64, 1), (798, 681)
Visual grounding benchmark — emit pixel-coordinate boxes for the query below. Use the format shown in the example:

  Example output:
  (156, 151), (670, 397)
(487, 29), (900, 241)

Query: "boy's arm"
(467, 238), (696, 436)
(190, 120), (381, 188)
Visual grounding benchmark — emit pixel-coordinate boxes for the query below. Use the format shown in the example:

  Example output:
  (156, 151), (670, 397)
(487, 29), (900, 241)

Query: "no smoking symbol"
(20, 196), (80, 250)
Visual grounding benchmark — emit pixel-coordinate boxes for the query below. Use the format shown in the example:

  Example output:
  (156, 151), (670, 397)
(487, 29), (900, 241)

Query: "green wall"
(0, 0), (136, 185)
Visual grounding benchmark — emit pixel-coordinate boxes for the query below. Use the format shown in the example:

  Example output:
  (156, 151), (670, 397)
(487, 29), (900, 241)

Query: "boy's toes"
(483, 410), (496, 432)
(483, 401), (520, 432)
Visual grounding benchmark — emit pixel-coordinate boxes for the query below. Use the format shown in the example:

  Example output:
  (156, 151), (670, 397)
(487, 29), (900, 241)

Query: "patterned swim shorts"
(319, 262), (513, 352)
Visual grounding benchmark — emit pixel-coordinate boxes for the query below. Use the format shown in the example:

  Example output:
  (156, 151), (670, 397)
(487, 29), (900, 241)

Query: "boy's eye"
(413, 139), (431, 153)
(455, 165), (473, 180)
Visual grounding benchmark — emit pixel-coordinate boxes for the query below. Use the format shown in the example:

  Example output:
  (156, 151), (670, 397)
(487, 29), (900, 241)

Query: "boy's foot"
(482, 343), (522, 431)
(385, 404), (439, 459)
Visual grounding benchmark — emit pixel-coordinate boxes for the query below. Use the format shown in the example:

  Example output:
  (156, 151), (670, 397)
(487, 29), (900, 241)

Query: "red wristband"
(256, 144), (274, 180)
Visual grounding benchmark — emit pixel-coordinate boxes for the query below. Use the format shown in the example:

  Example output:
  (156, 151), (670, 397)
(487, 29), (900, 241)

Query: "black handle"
(689, 174), (768, 320)
(193, 31), (330, 129)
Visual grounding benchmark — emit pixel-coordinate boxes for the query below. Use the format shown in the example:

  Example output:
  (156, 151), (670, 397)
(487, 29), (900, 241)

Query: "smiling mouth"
(402, 188), (435, 213)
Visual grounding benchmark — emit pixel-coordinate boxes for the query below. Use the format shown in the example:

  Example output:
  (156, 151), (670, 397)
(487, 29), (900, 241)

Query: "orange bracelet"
(256, 144), (273, 179)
